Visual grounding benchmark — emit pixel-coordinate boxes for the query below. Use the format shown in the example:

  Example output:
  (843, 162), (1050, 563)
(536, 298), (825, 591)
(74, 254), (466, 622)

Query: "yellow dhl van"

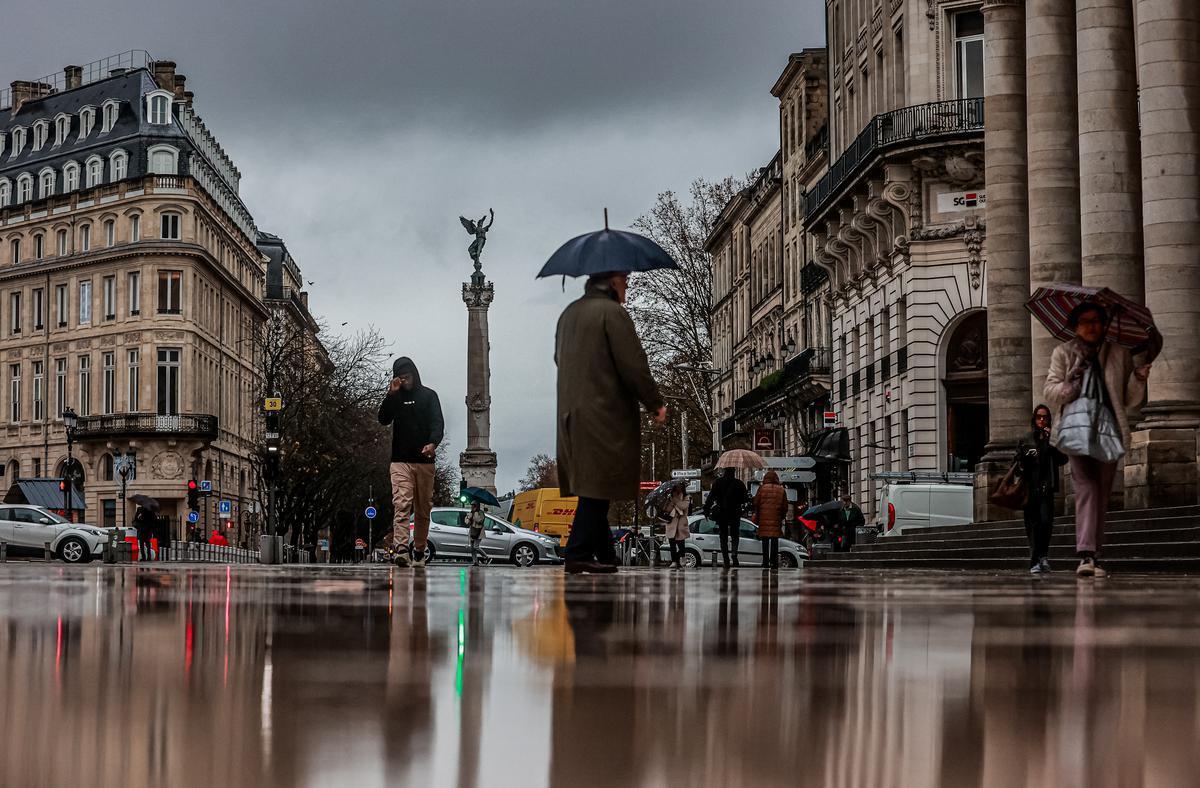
(511, 488), (577, 545)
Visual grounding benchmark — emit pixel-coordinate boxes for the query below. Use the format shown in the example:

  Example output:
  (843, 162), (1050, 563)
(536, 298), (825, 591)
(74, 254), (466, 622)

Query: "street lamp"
(784, 332), (797, 356)
(62, 407), (78, 522)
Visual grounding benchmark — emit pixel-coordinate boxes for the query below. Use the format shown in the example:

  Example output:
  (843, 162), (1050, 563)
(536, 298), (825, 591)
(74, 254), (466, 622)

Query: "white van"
(877, 482), (973, 536)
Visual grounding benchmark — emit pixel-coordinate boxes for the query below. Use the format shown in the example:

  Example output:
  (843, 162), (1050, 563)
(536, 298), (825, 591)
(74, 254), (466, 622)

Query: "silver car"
(0, 504), (110, 563)
(659, 515), (808, 568)
(416, 508), (562, 567)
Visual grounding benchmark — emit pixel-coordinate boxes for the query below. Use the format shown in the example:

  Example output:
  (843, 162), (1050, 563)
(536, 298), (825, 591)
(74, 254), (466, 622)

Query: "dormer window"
(63, 161), (79, 192)
(101, 100), (120, 133)
(16, 173), (33, 203)
(147, 144), (179, 175)
(38, 168), (56, 200)
(0, 179), (10, 208)
(32, 120), (49, 151)
(109, 150), (128, 182)
(10, 127), (26, 158)
(78, 107), (96, 139)
(53, 113), (71, 146)
(146, 91), (172, 125)
(85, 156), (103, 188)
(0, 132), (6, 158)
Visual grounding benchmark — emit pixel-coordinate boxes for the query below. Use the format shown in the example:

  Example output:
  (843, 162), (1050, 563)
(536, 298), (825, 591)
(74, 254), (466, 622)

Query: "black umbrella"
(537, 210), (678, 279)
(461, 487), (500, 507)
(803, 500), (843, 518)
(129, 493), (160, 513)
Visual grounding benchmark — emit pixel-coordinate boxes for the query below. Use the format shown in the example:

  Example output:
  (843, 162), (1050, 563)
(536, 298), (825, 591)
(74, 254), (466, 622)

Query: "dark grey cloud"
(0, 0), (825, 492)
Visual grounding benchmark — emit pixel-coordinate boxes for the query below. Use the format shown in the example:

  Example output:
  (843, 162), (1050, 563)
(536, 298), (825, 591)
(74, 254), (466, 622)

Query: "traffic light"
(187, 479), (199, 510)
(459, 478), (469, 505)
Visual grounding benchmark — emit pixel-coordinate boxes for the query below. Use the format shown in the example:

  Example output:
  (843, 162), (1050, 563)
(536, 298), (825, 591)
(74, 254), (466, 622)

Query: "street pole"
(62, 408), (77, 522)
(367, 484), (374, 563)
(682, 409), (688, 470)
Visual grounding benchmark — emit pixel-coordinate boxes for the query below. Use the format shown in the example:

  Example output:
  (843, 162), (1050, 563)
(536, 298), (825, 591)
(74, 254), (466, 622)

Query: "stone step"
(873, 515), (1200, 545)
(836, 540), (1200, 562)
(812, 556), (1200, 573)
(855, 522), (1200, 553)
(884, 505), (1200, 539)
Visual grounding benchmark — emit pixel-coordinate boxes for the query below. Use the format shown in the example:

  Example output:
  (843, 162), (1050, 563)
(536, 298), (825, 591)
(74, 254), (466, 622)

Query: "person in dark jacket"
(1017, 403), (1068, 574)
(555, 272), (666, 574)
(704, 467), (748, 568)
(378, 357), (444, 569)
(837, 495), (864, 552)
(133, 505), (156, 561)
(752, 471), (789, 569)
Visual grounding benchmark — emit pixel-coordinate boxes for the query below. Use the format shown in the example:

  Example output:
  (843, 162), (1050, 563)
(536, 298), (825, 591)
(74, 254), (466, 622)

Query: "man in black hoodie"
(378, 357), (444, 568)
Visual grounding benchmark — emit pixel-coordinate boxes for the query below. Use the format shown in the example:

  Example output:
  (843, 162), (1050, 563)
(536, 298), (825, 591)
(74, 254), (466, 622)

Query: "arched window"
(0, 132), (6, 158)
(62, 161), (79, 192)
(10, 238), (20, 264)
(104, 219), (115, 247)
(101, 100), (120, 133)
(32, 120), (49, 151)
(109, 150), (128, 182)
(54, 113), (71, 146)
(147, 145), (178, 175)
(78, 107), (96, 139)
(10, 127), (25, 158)
(38, 168), (56, 199)
(85, 156), (103, 188)
(146, 92), (172, 125)
(0, 178), (9, 207)
(16, 173), (33, 203)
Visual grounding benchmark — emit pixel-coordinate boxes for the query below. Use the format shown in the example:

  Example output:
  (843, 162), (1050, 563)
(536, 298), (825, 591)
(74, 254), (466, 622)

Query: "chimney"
(172, 74), (187, 100)
(9, 80), (53, 114)
(183, 91), (195, 107)
(63, 65), (83, 90)
(151, 60), (176, 92)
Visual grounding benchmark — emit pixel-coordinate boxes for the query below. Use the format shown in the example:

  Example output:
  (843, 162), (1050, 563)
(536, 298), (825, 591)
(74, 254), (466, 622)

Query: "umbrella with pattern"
(1026, 283), (1161, 360)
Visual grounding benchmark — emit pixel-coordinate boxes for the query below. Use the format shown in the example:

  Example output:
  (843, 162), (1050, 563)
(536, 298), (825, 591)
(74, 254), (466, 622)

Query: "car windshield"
(22, 508), (68, 524)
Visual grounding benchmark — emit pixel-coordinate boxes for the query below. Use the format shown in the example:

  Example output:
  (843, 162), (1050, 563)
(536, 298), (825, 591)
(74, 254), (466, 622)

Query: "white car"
(877, 482), (974, 536)
(0, 504), (110, 563)
(659, 515), (809, 568)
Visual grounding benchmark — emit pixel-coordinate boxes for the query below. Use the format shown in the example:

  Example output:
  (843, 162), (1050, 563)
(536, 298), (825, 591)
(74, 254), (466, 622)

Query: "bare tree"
(519, 453), (559, 491)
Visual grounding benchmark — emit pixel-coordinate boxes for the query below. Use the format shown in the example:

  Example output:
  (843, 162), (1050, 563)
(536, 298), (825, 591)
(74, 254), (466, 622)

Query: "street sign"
(762, 456), (817, 470)
(775, 470), (817, 483)
(686, 480), (701, 494)
(264, 397), (283, 411)
(219, 499), (232, 519)
(823, 411), (839, 428)
(318, 539), (329, 550)
(187, 511), (199, 523)
(355, 538), (366, 550)
(638, 481), (660, 492)
(200, 480), (213, 493)
(671, 468), (701, 479)
(753, 428), (778, 452)
(365, 506), (377, 520)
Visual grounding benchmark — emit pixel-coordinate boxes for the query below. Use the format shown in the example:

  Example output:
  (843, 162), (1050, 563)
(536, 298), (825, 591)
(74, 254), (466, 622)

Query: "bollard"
(44, 542), (52, 561)
(0, 541), (6, 562)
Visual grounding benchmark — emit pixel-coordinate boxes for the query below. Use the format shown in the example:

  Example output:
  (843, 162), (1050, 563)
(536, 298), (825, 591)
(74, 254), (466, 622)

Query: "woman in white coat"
(664, 482), (692, 569)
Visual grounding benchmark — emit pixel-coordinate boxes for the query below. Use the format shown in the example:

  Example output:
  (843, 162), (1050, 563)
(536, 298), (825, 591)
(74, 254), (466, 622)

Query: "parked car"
(877, 482), (973, 537)
(659, 515), (808, 568)
(0, 504), (111, 563)
(412, 508), (563, 566)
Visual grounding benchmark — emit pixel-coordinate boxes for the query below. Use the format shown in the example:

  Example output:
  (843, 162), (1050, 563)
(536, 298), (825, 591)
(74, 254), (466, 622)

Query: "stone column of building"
(1125, 0), (1200, 508)
(1075, 0), (1144, 300)
(460, 270), (498, 495)
(1026, 0), (1082, 399)
(975, 0), (1033, 520)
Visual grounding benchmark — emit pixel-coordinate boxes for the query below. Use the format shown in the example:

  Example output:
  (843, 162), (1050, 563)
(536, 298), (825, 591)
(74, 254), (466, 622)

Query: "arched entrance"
(942, 310), (988, 472)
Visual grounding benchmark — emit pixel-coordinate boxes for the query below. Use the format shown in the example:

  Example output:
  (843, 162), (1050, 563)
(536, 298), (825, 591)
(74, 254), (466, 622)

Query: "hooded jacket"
(751, 471), (788, 539)
(378, 357), (445, 464)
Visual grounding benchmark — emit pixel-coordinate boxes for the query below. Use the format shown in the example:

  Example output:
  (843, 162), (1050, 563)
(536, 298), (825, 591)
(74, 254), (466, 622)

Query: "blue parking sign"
(365, 506), (377, 520)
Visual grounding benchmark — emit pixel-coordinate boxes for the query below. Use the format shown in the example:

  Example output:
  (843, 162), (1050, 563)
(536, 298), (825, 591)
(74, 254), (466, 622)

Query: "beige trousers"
(390, 462), (435, 552)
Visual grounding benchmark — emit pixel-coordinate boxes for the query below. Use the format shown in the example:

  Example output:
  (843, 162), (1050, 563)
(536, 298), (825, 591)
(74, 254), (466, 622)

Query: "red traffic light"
(58, 481), (65, 491)
(187, 480), (198, 490)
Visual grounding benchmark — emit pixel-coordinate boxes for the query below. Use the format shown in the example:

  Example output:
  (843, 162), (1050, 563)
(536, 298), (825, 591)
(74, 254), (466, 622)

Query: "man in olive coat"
(556, 271), (666, 573)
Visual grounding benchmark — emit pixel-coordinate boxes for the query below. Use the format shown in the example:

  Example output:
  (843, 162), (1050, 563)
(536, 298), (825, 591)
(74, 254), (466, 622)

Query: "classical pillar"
(1027, 0), (1082, 400)
(975, 0), (1032, 521)
(1076, 0), (1144, 300)
(1125, 0), (1200, 508)
(460, 270), (498, 494)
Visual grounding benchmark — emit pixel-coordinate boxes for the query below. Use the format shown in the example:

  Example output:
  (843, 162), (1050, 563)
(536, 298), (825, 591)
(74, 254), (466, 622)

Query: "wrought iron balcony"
(805, 98), (985, 222)
(74, 413), (218, 440)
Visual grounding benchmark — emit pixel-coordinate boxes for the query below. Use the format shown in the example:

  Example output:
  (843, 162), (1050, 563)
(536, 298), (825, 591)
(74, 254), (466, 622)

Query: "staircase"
(815, 505), (1200, 572)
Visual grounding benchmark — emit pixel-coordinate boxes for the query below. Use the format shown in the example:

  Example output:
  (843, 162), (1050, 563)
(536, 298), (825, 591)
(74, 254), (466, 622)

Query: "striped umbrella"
(1026, 284), (1161, 360)
(715, 449), (765, 471)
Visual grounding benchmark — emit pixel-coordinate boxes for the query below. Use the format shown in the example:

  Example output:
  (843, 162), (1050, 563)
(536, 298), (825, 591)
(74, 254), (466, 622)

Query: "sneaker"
(1039, 558), (1052, 573)
(1076, 558), (1096, 577)
(393, 551), (411, 568)
(1030, 563), (1044, 575)
(410, 551), (427, 569)
(1093, 563), (1108, 578)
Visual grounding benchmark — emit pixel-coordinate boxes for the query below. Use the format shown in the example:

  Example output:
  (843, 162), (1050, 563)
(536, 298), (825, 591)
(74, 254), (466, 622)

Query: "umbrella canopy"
(644, 479), (684, 512)
(1026, 284), (1161, 359)
(128, 493), (160, 513)
(803, 500), (843, 518)
(715, 449), (766, 471)
(460, 487), (500, 507)
(537, 225), (678, 279)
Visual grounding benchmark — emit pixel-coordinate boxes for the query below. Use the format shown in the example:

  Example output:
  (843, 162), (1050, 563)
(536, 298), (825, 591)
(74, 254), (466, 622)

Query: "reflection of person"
(555, 271), (666, 574)
(705, 468), (748, 568)
(1017, 404), (1067, 574)
(378, 357), (444, 569)
(467, 502), (487, 565)
(664, 482), (691, 569)
(133, 505), (156, 561)
(1045, 302), (1150, 578)
(752, 471), (788, 569)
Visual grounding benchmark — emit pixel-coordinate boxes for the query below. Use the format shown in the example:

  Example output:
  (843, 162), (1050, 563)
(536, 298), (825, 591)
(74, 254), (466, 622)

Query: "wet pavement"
(3, 564), (1200, 788)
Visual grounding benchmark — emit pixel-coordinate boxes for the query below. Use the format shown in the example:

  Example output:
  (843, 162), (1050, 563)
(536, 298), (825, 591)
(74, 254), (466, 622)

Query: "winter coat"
(555, 285), (664, 501)
(133, 506), (156, 536)
(705, 474), (748, 524)
(1044, 339), (1146, 452)
(664, 490), (691, 540)
(209, 531), (229, 546)
(1017, 427), (1068, 498)
(751, 472), (788, 539)
(378, 357), (445, 464)
(467, 508), (486, 539)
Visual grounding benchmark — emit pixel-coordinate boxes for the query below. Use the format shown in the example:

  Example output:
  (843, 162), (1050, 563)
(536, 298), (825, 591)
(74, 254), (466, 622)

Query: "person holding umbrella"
(129, 494), (159, 562)
(705, 464), (750, 568)
(540, 215), (671, 575)
(663, 481), (691, 569)
(1037, 290), (1154, 578)
(460, 486), (499, 566)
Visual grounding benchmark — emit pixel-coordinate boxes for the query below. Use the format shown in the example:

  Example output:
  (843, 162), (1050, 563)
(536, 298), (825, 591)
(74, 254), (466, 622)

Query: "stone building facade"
(0, 53), (269, 541)
(975, 0), (1200, 516)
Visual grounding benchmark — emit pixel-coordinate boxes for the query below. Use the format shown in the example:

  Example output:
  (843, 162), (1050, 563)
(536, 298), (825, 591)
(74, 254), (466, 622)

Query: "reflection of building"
(0, 53), (269, 538)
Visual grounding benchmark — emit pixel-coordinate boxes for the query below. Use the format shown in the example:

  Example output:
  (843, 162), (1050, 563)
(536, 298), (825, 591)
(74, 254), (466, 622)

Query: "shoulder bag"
(1052, 365), (1125, 463)
(989, 459), (1028, 510)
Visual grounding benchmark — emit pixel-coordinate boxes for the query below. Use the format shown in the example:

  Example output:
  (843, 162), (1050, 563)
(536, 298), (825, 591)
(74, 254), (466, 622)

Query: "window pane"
(963, 39), (984, 98)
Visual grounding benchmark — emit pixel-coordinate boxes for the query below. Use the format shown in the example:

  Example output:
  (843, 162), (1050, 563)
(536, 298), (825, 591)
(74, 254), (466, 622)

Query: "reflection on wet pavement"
(2, 565), (1200, 787)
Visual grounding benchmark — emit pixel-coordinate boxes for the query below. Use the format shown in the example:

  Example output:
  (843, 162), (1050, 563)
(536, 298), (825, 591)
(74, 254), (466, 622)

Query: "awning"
(4, 479), (86, 511)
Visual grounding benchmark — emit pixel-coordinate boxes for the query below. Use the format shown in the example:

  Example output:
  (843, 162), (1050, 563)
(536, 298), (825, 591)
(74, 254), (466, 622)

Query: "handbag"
(1052, 365), (1125, 463)
(989, 459), (1028, 510)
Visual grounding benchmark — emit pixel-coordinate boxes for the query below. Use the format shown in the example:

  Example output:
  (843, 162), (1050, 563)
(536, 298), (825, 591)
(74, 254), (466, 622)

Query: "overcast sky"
(2, 0), (825, 493)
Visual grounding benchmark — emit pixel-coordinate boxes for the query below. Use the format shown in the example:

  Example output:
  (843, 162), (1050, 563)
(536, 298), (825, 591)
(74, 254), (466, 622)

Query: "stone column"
(1027, 0), (1082, 400)
(460, 271), (497, 494)
(1076, 0), (1144, 300)
(975, 0), (1033, 521)
(1125, 0), (1200, 508)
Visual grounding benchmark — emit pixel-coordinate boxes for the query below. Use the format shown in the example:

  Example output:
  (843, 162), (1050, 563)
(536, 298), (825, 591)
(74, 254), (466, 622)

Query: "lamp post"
(62, 407), (77, 522)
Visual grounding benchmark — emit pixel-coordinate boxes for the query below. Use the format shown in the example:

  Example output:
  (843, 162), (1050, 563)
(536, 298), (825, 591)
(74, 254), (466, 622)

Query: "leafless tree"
(519, 453), (559, 491)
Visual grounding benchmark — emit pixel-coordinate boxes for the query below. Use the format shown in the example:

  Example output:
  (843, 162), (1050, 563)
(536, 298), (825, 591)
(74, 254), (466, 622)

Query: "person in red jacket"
(752, 471), (789, 569)
(209, 529), (229, 546)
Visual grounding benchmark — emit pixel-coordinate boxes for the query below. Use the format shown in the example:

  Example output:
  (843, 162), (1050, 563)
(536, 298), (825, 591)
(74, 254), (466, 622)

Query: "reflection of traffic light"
(187, 479), (199, 510)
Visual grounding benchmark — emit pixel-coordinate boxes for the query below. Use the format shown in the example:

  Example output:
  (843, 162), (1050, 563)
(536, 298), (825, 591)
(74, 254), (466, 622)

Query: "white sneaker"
(1076, 558), (1095, 577)
(393, 551), (411, 568)
(1039, 558), (1052, 573)
(410, 550), (427, 569)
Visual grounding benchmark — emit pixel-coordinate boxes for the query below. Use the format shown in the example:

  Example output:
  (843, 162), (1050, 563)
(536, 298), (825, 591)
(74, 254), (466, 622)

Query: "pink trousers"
(1070, 455), (1116, 555)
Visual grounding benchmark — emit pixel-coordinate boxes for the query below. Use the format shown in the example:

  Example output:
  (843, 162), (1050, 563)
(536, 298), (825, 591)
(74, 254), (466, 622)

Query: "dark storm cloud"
(0, 0), (825, 491)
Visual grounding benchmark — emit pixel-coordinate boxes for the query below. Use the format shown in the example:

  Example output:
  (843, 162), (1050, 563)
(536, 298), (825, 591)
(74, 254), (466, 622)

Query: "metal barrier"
(161, 541), (261, 564)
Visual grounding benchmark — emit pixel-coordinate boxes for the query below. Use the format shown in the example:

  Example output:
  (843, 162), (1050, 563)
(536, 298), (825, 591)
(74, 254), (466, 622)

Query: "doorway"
(942, 311), (988, 472)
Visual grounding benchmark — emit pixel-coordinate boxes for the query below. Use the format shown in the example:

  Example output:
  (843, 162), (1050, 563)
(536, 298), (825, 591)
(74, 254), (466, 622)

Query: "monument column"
(460, 270), (498, 495)
(975, 0), (1033, 520)
(1126, 0), (1200, 508)
(1076, 0), (1144, 300)
(1027, 0), (1081, 399)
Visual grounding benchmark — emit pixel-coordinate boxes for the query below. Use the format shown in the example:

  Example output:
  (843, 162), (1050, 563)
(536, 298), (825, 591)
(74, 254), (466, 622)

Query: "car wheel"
(682, 549), (702, 569)
(511, 543), (538, 568)
(58, 536), (91, 564)
(779, 553), (799, 569)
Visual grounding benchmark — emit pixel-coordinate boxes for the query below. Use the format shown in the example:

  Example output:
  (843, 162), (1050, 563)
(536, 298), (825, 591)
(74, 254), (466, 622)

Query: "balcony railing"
(805, 98), (984, 221)
(804, 122), (829, 162)
(75, 413), (218, 440)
